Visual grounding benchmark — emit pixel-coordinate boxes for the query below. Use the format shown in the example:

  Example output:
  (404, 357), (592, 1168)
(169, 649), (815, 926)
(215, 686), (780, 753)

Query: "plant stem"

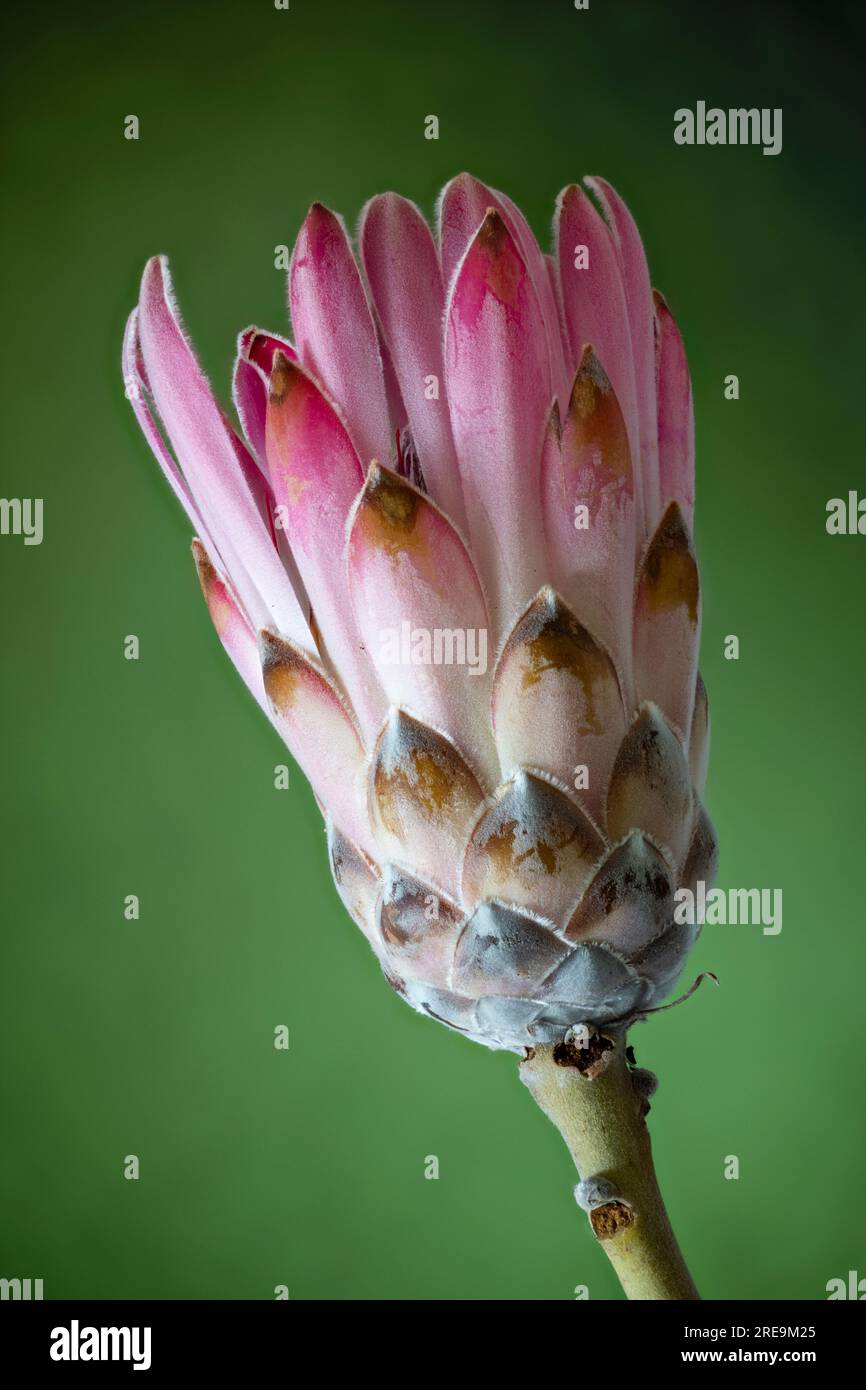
(520, 1033), (699, 1301)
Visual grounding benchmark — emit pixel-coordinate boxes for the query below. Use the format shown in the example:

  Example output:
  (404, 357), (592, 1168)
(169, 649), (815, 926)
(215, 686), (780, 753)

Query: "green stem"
(520, 1033), (699, 1301)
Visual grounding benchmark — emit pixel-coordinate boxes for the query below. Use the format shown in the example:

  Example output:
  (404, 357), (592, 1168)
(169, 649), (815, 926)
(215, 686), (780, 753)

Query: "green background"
(2, 0), (864, 1300)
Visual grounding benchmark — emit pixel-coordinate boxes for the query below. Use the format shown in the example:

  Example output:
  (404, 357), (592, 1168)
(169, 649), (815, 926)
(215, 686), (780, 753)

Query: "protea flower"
(123, 173), (716, 1300)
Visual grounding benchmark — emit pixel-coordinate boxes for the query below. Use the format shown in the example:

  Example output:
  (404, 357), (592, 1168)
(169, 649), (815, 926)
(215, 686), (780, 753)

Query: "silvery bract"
(123, 174), (716, 1052)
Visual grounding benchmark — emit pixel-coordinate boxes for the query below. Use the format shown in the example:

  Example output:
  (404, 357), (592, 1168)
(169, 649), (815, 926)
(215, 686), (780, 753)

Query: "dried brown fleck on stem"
(551, 1026), (614, 1075)
(591, 1201), (635, 1240)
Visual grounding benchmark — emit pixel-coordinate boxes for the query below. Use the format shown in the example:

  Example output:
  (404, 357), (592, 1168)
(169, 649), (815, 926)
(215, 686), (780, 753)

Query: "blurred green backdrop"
(1, 0), (864, 1300)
